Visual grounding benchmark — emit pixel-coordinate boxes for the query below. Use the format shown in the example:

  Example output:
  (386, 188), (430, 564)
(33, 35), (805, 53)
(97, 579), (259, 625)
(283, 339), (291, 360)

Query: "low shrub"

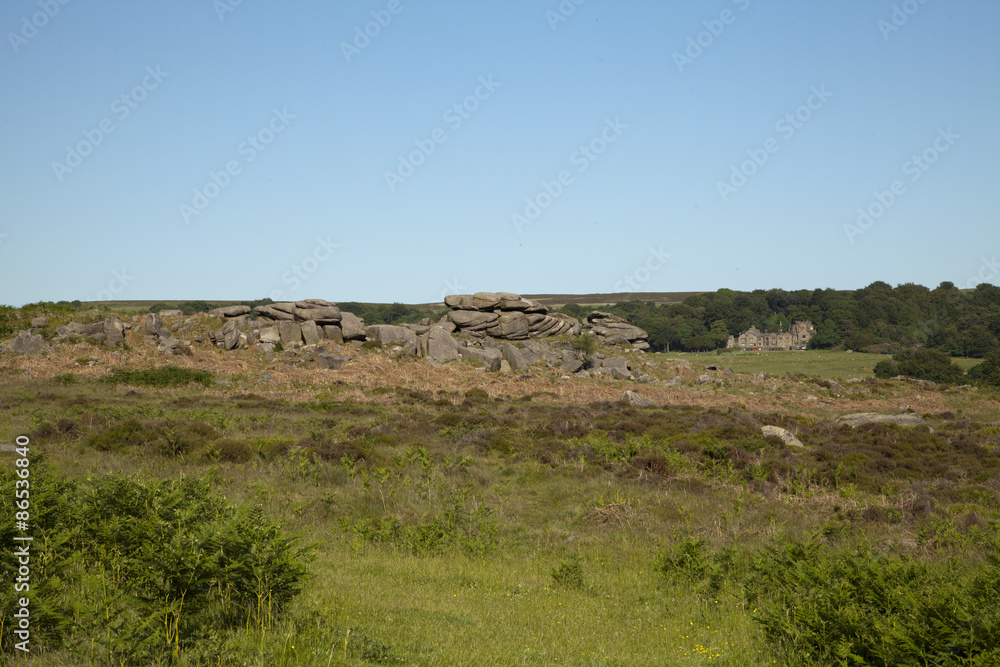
(551, 556), (585, 590)
(103, 366), (213, 388)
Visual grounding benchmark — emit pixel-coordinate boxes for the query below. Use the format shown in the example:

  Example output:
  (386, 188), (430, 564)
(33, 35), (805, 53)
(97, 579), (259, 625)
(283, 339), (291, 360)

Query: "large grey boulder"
(294, 305), (342, 324)
(458, 346), (502, 370)
(278, 321), (302, 346)
(143, 313), (163, 334)
(835, 413), (928, 428)
(487, 312), (531, 340)
(586, 311), (649, 342)
(6, 330), (47, 354)
(158, 336), (183, 354)
(259, 325), (281, 344)
(254, 304), (296, 320)
(30, 316), (48, 327)
(103, 317), (126, 347)
(339, 312), (366, 340)
(501, 343), (530, 371)
(425, 326), (460, 363)
(447, 310), (499, 329)
(760, 425), (804, 448)
(222, 320), (241, 350)
(299, 320), (321, 346)
(602, 356), (632, 376)
(209, 305), (251, 318)
(366, 325), (417, 348)
(620, 390), (656, 408)
(323, 325), (344, 343)
(158, 309), (184, 317)
(317, 353), (350, 370)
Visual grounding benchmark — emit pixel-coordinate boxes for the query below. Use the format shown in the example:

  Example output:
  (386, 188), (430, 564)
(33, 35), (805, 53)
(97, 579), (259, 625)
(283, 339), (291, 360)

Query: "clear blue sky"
(2, 0), (998, 307)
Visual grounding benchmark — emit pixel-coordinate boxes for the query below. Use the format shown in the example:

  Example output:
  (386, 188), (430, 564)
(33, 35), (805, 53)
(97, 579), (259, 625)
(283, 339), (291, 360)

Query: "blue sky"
(1, 0), (998, 307)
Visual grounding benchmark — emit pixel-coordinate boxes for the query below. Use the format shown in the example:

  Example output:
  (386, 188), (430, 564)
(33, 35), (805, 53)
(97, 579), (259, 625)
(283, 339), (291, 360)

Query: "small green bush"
(212, 438), (256, 462)
(873, 348), (966, 384)
(103, 366), (213, 388)
(551, 556), (585, 590)
(463, 388), (490, 404)
(571, 334), (597, 354)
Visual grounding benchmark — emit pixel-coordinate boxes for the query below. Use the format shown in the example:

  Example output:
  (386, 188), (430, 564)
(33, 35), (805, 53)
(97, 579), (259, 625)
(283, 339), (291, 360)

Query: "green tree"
(968, 349), (1000, 387)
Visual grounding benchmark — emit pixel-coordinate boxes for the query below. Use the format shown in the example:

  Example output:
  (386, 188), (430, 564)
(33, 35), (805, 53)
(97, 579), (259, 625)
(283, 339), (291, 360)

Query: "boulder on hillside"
(620, 390), (656, 408)
(317, 353), (351, 370)
(158, 309), (183, 317)
(486, 312), (531, 340)
(366, 325), (418, 348)
(423, 326), (461, 363)
(586, 311), (649, 342)
(501, 343), (532, 371)
(834, 413), (928, 428)
(339, 312), (366, 340)
(143, 313), (163, 334)
(209, 305), (251, 318)
(447, 310), (499, 329)
(6, 330), (48, 354)
(760, 425), (804, 448)
(259, 325), (281, 344)
(103, 317), (127, 347)
(300, 320), (321, 346)
(278, 321), (302, 346)
(458, 346), (502, 370)
(254, 304), (295, 320)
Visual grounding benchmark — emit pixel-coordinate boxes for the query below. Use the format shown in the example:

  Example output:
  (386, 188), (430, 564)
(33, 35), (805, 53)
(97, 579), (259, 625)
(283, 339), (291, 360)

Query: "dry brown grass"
(3, 325), (998, 426)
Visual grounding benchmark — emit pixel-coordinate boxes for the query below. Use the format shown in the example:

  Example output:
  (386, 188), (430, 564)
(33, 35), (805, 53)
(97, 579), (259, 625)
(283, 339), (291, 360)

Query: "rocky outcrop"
(209, 305), (251, 318)
(584, 312), (649, 350)
(6, 330), (48, 354)
(443, 292), (580, 339)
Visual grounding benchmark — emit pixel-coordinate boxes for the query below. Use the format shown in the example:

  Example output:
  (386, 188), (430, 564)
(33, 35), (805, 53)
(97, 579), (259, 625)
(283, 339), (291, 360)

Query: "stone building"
(726, 321), (815, 350)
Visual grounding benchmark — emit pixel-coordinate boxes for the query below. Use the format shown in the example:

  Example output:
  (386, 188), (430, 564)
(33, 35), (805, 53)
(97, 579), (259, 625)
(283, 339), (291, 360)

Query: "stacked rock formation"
(441, 292), (581, 340)
(585, 311), (650, 351)
(250, 299), (366, 345)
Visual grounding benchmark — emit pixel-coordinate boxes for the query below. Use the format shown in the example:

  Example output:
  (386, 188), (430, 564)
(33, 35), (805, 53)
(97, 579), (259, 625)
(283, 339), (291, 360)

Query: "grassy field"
(662, 349), (983, 378)
(1, 330), (999, 665)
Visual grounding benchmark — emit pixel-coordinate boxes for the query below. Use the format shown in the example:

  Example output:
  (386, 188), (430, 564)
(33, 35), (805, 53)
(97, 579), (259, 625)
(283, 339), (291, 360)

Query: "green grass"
(661, 349), (982, 378)
(2, 370), (999, 665)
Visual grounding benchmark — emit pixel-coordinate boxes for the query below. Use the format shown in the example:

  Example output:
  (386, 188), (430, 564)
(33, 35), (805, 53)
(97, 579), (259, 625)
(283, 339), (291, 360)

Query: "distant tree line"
(555, 281), (1000, 358)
